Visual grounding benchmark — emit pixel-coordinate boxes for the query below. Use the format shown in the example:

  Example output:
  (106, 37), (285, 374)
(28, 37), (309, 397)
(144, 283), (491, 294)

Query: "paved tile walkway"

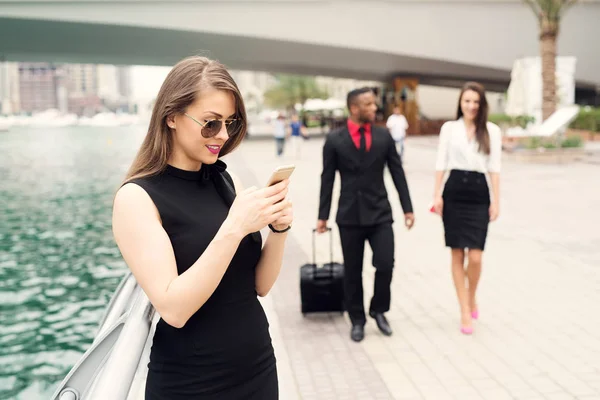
(226, 135), (600, 400)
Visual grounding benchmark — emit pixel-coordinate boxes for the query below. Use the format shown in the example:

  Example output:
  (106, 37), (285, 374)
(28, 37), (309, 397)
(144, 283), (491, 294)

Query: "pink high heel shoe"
(460, 326), (473, 335)
(471, 310), (479, 320)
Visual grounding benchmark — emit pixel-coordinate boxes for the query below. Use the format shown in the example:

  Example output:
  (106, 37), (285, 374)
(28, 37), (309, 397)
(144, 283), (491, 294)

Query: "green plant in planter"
(489, 113), (513, 125)
(525, 137), (543, 149)
(524, 136), (579, 149)
(569, 108), (600, 132)
(561, 136), (583, 148)
(515, 115), (535, 128)
(489, 114), (535, 128)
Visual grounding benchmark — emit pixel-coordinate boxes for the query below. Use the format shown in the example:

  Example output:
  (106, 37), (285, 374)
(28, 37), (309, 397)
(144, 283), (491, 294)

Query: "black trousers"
(338, 223), (395, 326)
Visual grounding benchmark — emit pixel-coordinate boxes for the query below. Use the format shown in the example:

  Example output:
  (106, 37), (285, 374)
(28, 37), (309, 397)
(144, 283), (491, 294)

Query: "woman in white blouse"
(433, 82), (501, 335)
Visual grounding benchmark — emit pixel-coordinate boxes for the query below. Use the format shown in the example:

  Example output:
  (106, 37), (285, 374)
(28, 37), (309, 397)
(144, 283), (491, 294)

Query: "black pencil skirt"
(442, 169), (491, 250)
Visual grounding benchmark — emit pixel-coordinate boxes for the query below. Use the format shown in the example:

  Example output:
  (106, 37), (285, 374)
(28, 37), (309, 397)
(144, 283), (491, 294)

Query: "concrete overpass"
(0, 0), (599, 93)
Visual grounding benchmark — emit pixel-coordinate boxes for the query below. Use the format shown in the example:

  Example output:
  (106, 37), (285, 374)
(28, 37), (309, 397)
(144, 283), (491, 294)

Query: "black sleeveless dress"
(130, 161), (278, 400)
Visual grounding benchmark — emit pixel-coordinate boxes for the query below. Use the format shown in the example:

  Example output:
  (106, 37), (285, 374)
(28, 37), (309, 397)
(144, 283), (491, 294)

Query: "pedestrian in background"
(386, 105), (409, 161)
(273, 113), (286, 157)
(289, 113), (307, 159)
(318, 87), (415, 343)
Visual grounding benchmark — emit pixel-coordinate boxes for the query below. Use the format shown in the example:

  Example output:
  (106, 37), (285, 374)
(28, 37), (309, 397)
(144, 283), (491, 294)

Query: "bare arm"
(433, 123), (450, 214)
(489, 173), (500, 205)
(487, 124), (502, 219)
(112, 183), (244, 328)
(255, 231), (288, 296)
(114, 178), (289, 328)
(434, 170), (446, 199)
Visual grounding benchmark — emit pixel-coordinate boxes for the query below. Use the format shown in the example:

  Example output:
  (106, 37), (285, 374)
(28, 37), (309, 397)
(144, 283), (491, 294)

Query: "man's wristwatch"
(268, 224), (291, 233)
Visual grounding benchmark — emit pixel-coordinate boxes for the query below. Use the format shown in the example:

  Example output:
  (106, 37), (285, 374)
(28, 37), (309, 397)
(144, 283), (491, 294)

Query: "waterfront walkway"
(225, 136), (600, 400)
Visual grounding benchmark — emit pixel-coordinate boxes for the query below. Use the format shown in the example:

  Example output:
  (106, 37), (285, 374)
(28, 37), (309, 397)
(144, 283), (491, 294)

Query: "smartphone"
(266, 164), (295, 187)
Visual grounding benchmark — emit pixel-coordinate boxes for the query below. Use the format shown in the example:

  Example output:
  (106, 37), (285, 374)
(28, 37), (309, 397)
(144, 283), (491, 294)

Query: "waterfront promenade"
(226, 136), (600, 400)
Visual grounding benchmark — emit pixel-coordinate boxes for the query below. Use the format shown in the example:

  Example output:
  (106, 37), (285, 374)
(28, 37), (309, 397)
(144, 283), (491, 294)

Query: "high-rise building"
(67, 64), (98, 95)
(96, 64), (120, 102)
(115, 66), (133, 112)
(66, 63), (101, 115)
(0, 62), (20, 114)
(0, 62), (9, 113)
(18, 63), (61, 113)
(117, 66), (132, 99)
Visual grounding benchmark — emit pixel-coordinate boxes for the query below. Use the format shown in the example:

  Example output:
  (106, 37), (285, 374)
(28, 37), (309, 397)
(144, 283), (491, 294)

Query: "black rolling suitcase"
(300, 228), (345, 315)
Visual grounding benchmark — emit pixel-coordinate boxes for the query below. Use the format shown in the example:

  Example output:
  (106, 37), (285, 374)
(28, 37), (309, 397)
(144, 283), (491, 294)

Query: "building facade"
(18, 63), (63, 114)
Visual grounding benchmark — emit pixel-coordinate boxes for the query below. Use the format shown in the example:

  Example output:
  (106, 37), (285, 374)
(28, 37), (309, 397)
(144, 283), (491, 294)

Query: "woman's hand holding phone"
(270, 191), (293, 231)
(225, 179), (291, 237)
(264, 165), (294, 231)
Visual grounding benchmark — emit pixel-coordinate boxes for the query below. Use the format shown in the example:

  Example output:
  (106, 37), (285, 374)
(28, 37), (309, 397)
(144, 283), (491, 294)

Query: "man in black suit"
(317, 87), (415, 342)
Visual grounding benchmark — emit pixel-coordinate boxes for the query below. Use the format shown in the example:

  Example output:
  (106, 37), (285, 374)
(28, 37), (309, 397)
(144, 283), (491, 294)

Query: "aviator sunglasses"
(184, 113), (241, 138)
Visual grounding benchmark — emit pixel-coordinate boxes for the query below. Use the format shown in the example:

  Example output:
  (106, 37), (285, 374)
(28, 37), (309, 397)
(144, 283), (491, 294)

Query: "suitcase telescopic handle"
(311, 228), (334, 272)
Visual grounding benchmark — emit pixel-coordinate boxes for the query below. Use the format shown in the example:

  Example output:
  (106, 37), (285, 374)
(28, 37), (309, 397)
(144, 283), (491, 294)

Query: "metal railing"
(51, 273), (155, 400)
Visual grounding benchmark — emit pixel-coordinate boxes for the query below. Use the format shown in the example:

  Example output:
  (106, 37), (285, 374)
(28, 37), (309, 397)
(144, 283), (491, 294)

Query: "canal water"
(0, 126), (146, 399)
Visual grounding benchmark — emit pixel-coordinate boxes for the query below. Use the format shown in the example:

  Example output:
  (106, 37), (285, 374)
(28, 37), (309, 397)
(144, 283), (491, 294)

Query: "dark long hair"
(456, 81), (490, 155)
(124, 56), (247, 183)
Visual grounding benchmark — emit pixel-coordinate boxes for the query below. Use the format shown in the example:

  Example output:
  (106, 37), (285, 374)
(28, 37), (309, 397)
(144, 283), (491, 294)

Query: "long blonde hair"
(124, 56), (247, 183)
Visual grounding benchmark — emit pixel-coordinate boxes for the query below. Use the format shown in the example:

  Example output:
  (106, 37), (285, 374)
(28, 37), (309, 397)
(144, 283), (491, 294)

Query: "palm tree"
(524, 0), (579, 121)
(263, 74), (329, 110)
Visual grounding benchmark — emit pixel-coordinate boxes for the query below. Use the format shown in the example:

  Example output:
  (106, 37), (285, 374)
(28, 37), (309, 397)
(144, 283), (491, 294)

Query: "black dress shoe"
(370, 312), (393, 336)
(350, 325), (365, 342)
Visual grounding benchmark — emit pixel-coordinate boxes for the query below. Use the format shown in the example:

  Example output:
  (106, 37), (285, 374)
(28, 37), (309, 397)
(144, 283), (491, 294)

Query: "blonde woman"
(112, 56), (293, 399)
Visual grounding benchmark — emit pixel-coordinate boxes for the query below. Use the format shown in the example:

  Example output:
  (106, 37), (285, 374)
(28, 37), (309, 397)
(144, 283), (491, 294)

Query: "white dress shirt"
(435, 118), (502, 173)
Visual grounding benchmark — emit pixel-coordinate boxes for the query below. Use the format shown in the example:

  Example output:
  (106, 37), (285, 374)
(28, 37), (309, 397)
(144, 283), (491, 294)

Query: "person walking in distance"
(317, 87), (415, 342)
(289, 113), (307, 159)
(273, 113), (286, 157)
(386, 105), (409, 160)
(433, 81), (502, 335)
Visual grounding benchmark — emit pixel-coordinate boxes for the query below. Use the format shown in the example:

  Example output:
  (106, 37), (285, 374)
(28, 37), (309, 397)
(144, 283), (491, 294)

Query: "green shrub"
(488, 114), (534, 128)
(569, 108), (600, 132)
(515, 115), (535, 128)
(488, 113), (513, 125)
(561, 136), (584, 148)
(492, 108), (599, 132)
(523, 136), (583, 149)
(525, 137), (543, 149)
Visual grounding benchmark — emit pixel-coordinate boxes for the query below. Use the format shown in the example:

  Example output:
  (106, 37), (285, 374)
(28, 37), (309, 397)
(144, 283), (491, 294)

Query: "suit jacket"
(318, 124), (413, 227)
